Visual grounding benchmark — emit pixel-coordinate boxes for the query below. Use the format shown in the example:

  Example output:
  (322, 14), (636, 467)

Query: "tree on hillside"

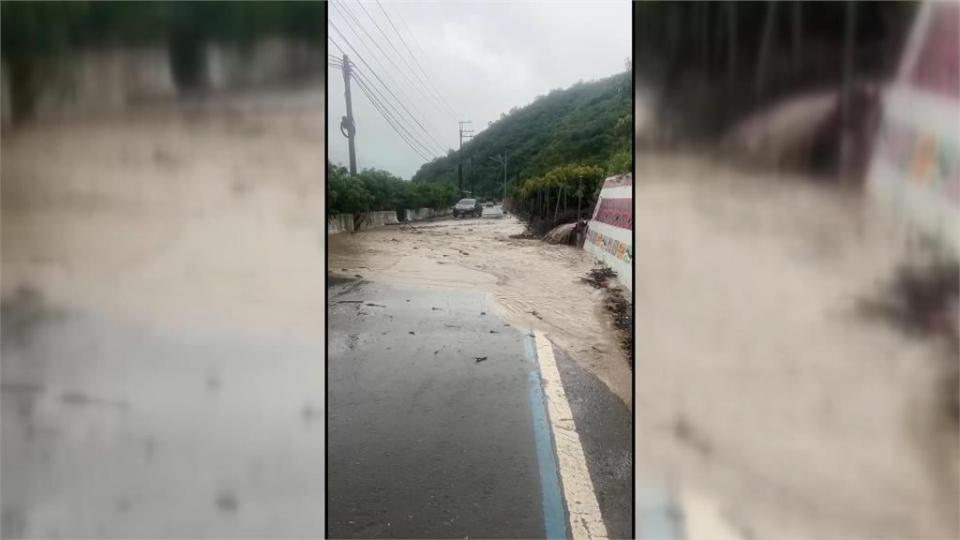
(411, 71), (631, 201)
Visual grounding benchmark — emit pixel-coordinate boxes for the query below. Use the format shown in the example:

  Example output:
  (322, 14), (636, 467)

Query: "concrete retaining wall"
(584, 173), (633, 290)
(29, 47), (177, 120)
(5, 37), (322, 122)
(865, 2), (959, 255)
(329, 208), (451, 235)
(206, 38), (322, 90)
(404, 207), (451, 221)
(327, 214), (355, 235)
(355, 211), (399, 231)
(327, 211), (399, 235)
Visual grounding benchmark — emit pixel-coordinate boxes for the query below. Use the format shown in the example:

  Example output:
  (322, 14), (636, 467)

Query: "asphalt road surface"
(1, 289), (326, 538)
(327, 277), (632, 539)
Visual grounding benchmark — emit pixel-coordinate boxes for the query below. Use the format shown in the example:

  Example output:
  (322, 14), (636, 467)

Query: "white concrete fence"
(327, 208), (451, 235)
(0, 37), (323, 125)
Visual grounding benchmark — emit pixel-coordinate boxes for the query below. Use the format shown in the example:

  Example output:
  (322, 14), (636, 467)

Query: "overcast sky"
(327, 1), (631, 179)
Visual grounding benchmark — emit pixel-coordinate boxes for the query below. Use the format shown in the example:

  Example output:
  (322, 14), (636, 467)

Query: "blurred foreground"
(633, 152), (958, 539)
(1, 87), (326, 537)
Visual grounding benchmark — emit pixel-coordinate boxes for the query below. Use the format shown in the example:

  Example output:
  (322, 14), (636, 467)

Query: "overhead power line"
(379, 0), (459, 119)
(331, 29), (435, 162)
(352, 66), (438, 160)
(330, 2), (446, 156)
(355, 1), (452, 123)
(353, 70), (434, 162)
(344, 58), (439, 160)
(331, 39), (440, 162)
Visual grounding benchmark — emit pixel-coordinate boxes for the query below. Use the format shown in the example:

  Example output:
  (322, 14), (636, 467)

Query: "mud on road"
(632, 153), (959, 540)
(327, 215), (634, 408)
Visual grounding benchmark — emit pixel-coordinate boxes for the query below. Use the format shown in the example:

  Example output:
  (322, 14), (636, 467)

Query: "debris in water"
(459, 250), (470, 255)
(408, 331), (416, 335)
(858, 258), (958, 342)
(530, 310), (543, 319)
(337, 300), (363, 304)
(365, 303), (386, 308)
(543, 222), (578, 245)
(480, 311), (486, 315)
(354, 274), (363, 279)
(604, 288), (633, 368)
(432, 307), (442, 311)
(489, 330), (498, 334)
(474, 356), (488, 363)
(581, 264), (617, 288)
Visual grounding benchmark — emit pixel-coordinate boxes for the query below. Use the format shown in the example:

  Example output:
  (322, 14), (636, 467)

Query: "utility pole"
(458, 120), (473, 194)
(340, 54), (357, 176)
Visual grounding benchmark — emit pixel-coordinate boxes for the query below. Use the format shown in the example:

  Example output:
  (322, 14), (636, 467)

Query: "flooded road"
(326, 211), (634, 538)
(631, 153), (959, 539)
(326, 271), (632, 539)
(2, 89), (327, 537)
(327, 213), (633, 408)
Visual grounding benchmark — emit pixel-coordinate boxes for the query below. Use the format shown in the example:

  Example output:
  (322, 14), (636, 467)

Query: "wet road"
(1, 290), (325, 538)
(327, 277), (631, 539)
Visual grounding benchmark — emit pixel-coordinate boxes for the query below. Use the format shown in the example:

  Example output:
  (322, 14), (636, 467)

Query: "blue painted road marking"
(523, 331), (569, 540)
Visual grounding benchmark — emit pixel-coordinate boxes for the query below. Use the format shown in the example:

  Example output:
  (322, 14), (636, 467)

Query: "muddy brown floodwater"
(327, 216), (634, 409)
(1, 89), (328, 537)
(1, 90), (327, 336)
(632, 153), (959, 540)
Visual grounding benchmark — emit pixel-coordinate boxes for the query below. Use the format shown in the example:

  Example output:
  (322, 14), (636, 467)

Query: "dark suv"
(452, 198), (482, 218)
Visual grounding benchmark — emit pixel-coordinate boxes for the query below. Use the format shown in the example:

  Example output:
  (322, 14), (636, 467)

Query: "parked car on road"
(453, 198), (482, 218)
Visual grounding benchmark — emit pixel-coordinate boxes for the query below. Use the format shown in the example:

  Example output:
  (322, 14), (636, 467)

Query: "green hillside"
(412, 70), (632, 199)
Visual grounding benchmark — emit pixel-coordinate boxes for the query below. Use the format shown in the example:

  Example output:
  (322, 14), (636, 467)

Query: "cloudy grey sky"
(327, 1), (631, 179)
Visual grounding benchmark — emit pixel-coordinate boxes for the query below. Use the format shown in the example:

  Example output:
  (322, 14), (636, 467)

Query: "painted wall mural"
(584, 173), (633, 290)
(876, 121), (960, 205)
(585, 229), (632, 264)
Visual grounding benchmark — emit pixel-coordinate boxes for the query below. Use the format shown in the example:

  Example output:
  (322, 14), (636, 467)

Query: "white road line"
(534, 331), (609, 540)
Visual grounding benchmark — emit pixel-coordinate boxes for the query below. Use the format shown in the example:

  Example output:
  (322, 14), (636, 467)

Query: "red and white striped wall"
(584, 174), (633, 290)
